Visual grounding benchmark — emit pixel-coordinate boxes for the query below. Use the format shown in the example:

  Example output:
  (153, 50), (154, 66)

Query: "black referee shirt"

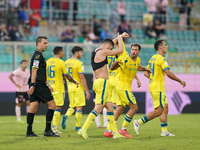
(28, 49), (47, 84)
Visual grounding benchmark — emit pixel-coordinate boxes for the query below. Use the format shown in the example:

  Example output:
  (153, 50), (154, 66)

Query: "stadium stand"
(0, 0), (199, 73)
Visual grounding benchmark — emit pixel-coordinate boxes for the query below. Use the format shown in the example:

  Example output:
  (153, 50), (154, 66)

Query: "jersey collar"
(36, 49), (42, 53)
(129, 54), (137, 62)
(70, 57), (78, 59)
(54, 56), (61, 59)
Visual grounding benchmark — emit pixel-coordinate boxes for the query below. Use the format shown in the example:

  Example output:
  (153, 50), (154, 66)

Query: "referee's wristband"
(30, 83), (35, 87)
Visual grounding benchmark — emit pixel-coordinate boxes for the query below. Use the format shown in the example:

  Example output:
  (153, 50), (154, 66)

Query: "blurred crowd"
(0, 0), (198, 42)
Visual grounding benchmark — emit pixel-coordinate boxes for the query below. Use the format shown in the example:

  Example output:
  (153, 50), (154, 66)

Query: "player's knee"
(94, 105), (103, 114)
(48, 103), (56, 110)
(16, 103), (22, 107)
(116, 105), (124, 113)
(155, 109), (163, 117)
(106, 107), (113, 112)
(29, 106), (37, 113)
(134, 106), (138, 113)
(129, 104), (138, 113)
(51, 103), (56, 110)
(94, 106), (103, 114)
(95, 109), (102, 114)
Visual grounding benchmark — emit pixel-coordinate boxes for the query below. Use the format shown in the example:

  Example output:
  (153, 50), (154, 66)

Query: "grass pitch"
(0, 114), (199, 150)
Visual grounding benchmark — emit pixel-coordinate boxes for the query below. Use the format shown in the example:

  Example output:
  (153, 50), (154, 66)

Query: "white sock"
(162, 130), (168, 133)
(103, 107), (108, 126)
(106, 129), (112, 132)
(15, 105), (21, 121)
(137, 119), (141, 125)
(95, 114), (101, 126)
(26, 106), (30, 114)
(52, 125), (57, 129)
(121, 126), (126, 130)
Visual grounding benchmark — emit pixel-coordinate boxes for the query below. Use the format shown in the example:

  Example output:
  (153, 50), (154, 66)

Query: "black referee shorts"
(30, 81), (53, 103)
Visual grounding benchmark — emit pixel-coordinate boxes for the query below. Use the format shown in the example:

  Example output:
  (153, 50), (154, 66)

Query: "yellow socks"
(161, 122), (168, 133)
(107, 112), (117, 133)
(122, 114), (132, 128)
(75, 110), (82, 127)
(82, 110), (98, 131)
(53, 109), (61, 128)
(65, 107), (75, 118)
(138, 115), (149, 125)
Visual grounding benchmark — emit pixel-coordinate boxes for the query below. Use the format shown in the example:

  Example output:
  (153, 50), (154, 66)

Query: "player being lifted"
(105, 42), (151, 138)
(62, 46), (90, 131)
(78, 32), (129, 139)
(46, 46), (79, 134)
(134, 39), (186, 136)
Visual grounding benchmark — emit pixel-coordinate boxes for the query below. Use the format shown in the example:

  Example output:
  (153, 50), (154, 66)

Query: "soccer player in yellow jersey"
(107, 45), (141, 113)
(46, 46), (79, 134)
(62, 46), (90, 131)
(78, 32), (129, 139)
(107, 55), (119, 112)
(134, 40), (186, 136)
(107, 43), (151, 138)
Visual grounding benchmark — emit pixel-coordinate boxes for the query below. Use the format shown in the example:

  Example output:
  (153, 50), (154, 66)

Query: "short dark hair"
(131, 43), (141, 51)
(53, 46), (63, 55)
(71, 46), (83, 54)
(103, 38), (114, 48)
(154, 39), (164, 51)
(21, 60), (27, 64)
(36, 36), (47, 46)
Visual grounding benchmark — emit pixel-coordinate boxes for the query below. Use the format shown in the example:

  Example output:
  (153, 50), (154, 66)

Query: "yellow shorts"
(53, 92), (65, 106)
(116, 89), (137, 108)
(150, 91), (168, 109)
(68, 90), (85, 108)
(110, 85), (119, 104)
(93, 78), (111, 105)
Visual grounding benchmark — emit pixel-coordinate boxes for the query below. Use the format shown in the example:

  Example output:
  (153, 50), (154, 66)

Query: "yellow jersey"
(147, 53), (170, 91)
(107, 55), (120, 87)
(46, 57), (69, 93)
(116, 46), (141, 90)
(65, 58), (85, 92)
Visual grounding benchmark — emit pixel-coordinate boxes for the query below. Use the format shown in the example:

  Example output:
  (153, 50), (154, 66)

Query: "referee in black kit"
(26, 36), (59, 137)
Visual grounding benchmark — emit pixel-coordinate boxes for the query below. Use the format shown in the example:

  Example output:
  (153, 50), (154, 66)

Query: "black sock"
(27, 113), (35, 134)
(45, 109), (54, 132)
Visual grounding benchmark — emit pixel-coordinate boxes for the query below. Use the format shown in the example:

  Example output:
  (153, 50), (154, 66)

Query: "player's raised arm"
(164, 69), (186, 87)
(103, 33), (123, 56)
(110, 60), (120, 70)
(112, 32), (129, 45)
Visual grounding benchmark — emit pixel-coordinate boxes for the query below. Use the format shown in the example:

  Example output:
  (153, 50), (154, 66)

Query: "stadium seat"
(17, 55), (22, 63)
(28, 36), (37, 42)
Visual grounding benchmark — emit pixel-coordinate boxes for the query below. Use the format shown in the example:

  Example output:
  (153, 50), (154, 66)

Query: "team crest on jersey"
(33, 60), (39, 67)
(35, 55), (40, 59)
